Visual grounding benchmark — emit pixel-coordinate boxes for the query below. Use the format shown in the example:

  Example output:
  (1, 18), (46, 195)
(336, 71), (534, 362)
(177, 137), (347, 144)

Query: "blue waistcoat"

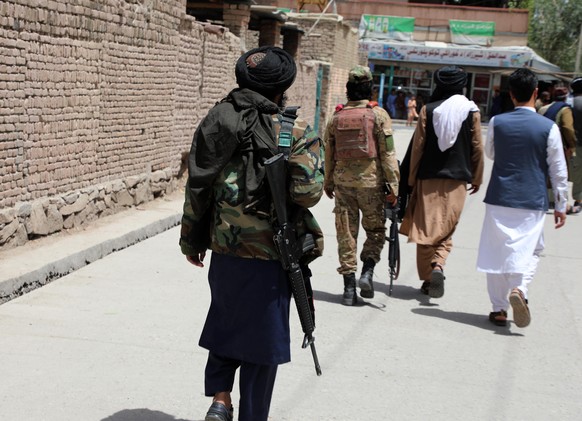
(484, 108), (553, 211)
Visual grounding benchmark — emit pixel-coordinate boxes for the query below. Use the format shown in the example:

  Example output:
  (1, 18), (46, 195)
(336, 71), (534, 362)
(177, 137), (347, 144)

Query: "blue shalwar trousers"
(200, 253), (292, 421)
(205, 352), (278, 421)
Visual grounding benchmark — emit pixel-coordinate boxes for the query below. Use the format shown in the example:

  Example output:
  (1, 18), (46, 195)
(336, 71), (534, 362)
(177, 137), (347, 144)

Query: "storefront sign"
(450, 20), (495, 46)
(359, 15), (415, 42)
(360, 41), (532, 68)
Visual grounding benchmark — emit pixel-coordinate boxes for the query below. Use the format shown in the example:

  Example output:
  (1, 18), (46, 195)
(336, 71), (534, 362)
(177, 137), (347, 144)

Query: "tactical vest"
(333, 106), (378, 160)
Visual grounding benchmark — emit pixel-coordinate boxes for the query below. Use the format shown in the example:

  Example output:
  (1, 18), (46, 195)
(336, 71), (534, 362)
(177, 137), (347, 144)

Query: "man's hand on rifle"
(187, 252), (206, 268)
(383, 184), (397, 207)
(385, 192), (397, 207)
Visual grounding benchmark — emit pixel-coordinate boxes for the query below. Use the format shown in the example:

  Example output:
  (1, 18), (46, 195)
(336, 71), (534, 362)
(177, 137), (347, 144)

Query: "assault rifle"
(265, 153), (322, 376)
(384, 196), (401, 296)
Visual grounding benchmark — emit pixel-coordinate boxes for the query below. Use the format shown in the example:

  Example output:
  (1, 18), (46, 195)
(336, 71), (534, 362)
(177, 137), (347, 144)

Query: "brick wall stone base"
(0, 169), (180, 249)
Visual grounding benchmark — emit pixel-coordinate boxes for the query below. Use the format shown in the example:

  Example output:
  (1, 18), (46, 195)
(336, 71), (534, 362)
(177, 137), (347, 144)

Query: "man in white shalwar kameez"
(477, 68), (568, 328)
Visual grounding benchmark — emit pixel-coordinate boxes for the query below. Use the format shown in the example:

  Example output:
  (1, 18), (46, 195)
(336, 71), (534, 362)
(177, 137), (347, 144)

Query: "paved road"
(1, 123), (581, 421)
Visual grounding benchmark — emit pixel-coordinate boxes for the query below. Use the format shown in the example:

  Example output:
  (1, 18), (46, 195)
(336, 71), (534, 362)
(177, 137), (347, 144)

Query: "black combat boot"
(358, 258), (375, 299)
(342, 273), (357, 306)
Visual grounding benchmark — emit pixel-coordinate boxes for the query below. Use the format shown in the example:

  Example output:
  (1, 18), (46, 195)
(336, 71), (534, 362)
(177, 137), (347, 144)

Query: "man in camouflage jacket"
(324, 65), (399, 306)
(180, 47), (324, 421)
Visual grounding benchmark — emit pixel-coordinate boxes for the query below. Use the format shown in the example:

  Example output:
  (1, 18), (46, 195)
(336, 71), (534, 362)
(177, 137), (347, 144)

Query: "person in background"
(570, 77), (582, 214)
(180, 46), (324, 421)
(406, 94), (418, 126)
(395, 90), (406, 120)
(538, 86), (579, 214)
(477, 68), (568, 328)
(385, 88), (397, 118)
(324, 65), (399, 305)
(535, 90), (551, 111)
(489, 88), (502, 118)
(400, 65), (484, 298)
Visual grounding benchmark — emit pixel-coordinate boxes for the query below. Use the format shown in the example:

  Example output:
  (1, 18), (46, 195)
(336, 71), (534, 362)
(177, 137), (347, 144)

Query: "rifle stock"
(265, 153), (322, 376)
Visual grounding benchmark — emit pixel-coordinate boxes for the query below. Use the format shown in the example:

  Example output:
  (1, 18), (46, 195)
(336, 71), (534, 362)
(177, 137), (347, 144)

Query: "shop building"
(362, 41), (560, 119)
(259, 0), (564, 120)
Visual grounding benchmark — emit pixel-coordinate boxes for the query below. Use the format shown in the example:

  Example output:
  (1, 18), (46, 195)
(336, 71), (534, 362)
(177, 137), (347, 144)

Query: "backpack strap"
(278, 106), (300, 159)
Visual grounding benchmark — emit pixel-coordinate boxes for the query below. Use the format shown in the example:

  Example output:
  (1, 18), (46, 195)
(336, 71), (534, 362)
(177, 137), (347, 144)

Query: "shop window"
(471, 73), (491, 117)
(371, 64), (433, 112)
(474, 73), (490, 89)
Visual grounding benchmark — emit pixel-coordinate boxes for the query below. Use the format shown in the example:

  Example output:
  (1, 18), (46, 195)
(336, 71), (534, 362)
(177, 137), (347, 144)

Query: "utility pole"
(576, 23), (582, 76)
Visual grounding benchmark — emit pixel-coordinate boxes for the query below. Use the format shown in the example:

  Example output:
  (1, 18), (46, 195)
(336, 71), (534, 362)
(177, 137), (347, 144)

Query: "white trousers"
(486, 253), (539, 312)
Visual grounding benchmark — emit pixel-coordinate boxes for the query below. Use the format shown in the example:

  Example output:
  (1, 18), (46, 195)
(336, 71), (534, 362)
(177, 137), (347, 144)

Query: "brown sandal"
(509, 288), (531, 328)
(489, 310), (508, 326)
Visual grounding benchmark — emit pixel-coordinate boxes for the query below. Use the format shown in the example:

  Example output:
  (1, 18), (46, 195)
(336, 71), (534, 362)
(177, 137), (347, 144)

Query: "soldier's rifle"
(265, 152), (322, 376)
(385, 194), (401, 296)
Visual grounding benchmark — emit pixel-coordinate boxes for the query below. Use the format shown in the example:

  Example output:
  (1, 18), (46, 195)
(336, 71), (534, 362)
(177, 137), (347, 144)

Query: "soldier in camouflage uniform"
(180, 47), (324, 421)
(324, 65), (399, 306)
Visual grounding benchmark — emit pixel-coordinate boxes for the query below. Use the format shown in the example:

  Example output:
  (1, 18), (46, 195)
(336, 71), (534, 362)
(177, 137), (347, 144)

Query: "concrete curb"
(0, 194), (183, 304)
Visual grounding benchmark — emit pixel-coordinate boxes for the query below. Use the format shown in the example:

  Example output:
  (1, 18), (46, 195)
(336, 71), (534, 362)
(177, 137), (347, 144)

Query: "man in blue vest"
(477, 68), (568, 328)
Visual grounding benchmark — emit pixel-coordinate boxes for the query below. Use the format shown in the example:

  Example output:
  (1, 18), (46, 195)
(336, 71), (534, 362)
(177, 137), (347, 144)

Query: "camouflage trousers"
(333, 185), (386, 275)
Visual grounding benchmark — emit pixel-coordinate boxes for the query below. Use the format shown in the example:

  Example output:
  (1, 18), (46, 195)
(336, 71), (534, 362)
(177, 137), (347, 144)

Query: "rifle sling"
(274, 106), (316, 320)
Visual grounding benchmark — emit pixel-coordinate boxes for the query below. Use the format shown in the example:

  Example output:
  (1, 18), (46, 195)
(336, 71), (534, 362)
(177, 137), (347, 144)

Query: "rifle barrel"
(310, 342), (322, 376)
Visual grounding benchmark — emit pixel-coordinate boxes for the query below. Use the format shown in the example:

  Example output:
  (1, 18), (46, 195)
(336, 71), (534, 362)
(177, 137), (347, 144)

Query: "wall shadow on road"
(313, 289), (388, 311)
(101, 409), (197, 421)
(314, 280), (416, 303)
(411, 308), (524, 336)
(384, 283), (440, 306)
(315, 282), (444, 311)
(313, 289), (343, 305)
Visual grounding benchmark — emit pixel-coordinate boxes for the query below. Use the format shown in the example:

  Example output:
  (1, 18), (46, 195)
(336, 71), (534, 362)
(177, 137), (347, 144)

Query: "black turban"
(571, 77), (582, 94)
(235, 46), (297, 97)
(430, 65), (467, 102)
(434, 65), (468, 90)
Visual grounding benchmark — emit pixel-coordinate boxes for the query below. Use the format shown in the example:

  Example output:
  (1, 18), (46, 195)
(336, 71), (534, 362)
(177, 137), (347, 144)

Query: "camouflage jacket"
(324, 99), (399, 195)
(180, 88), (324, 262)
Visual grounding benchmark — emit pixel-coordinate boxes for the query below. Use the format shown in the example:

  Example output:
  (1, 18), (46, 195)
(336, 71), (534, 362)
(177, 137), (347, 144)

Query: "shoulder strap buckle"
(278, 106), (300, 158)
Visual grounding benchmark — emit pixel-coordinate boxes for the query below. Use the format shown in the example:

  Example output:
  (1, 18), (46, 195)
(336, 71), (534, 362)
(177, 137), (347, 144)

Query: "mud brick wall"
(282, 61), (316, 129)
(286, 13), (360, 134)
(0, 1), (322, 250)
(0, 0), (243, 249)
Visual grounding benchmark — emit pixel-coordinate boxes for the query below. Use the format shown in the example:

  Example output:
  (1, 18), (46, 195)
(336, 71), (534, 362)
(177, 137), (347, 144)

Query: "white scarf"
(433, 95), (479, 152)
